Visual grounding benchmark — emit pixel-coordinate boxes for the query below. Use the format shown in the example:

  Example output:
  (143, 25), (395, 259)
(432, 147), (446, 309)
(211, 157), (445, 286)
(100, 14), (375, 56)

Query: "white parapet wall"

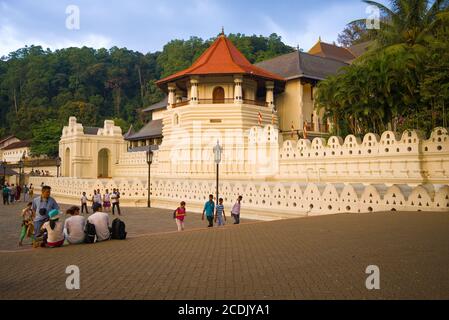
(50, 120), (449, 220)
(30, 177), (449, 221)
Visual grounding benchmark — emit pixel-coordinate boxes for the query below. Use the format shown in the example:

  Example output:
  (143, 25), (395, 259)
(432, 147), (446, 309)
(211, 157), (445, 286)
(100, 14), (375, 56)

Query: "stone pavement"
(1, 200), (449, 299)
(0, 200), (252, 252)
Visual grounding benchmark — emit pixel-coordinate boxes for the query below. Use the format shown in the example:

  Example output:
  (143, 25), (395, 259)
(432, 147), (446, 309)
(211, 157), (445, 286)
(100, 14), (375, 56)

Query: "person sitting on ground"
(87, 203), (110, 242)
(41, 209), (64, 248)
(19, 202), (35, 246)
(64, 206), (86, 245)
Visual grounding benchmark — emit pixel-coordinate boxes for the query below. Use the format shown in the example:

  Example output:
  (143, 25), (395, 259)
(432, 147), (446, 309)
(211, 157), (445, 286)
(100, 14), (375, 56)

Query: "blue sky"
(0, 0), (384, 57)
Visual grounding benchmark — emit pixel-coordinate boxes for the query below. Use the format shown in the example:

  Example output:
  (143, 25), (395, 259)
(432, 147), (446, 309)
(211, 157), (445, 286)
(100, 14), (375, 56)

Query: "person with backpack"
(202, 194), (215, 228)
(64, 206), (86, 244)
(87, 203), (110, 242)
(174, 201), (187, 232)
(41, 209), (64, 248)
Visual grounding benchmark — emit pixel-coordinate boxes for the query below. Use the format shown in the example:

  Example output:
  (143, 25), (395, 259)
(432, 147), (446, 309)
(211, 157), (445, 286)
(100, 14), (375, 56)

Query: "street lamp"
(146, 148), (154, 208)
(18, 158), (24, 188)
(56, 157), (61, 178)
(213, 140), (223, 206)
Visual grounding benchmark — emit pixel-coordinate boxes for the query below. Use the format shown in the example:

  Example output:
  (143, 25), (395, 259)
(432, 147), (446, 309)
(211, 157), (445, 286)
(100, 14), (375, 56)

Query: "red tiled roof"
(157, 34), (285, 86)
(308, 40), (355, 63)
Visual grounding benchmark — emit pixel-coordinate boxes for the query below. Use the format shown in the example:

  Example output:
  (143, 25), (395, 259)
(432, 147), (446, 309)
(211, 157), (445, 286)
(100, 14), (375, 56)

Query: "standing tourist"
(111, 188), (121, 215)
(174, 201), (187, 232)
(231, 196), (243, 225)
(23, 184), (29, 202)
(29, 184), (34, 200)
(15, 184), (22, 202)
(80, 192), (89, 214)
(2, 184), (10, 205)
(32, 186), (60, 238)
(10, 184), (16, 203)
(215, 198), (226, 227)
(19, 202), (35, 246)
(103, 189), (111, 212)
(202, 194), (215, 228)
(91, 190), (102, 209)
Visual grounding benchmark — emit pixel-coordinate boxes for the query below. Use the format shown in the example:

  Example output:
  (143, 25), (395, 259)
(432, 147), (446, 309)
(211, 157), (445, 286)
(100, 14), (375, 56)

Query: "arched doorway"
(213, 86), (225, 104)
(98, 148), (111, 178)
(64, 148), (71, 177)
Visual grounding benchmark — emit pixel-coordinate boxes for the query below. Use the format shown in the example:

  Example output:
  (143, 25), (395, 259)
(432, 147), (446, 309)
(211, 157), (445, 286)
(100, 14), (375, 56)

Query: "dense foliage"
(316, 0), (449, 137)
(0, 33), (293, 156)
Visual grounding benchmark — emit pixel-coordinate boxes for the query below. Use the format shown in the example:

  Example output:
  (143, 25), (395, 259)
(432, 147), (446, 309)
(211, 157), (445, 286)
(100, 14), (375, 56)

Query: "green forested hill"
(0, 33), (294, 156)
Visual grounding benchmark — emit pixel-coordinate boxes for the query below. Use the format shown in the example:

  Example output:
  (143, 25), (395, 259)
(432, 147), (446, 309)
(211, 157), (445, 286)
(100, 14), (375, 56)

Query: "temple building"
(128, 35), (363, 145)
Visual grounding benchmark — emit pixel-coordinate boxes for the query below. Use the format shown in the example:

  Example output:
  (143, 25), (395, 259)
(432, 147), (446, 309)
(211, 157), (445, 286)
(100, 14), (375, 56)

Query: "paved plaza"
(0, 200), (449, 300)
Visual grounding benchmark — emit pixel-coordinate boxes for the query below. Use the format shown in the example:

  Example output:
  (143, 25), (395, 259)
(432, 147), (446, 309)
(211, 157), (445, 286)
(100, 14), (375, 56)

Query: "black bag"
(173, 209), (177, 219)
(111, 218), (127, 240)
(84, 221), (96, 243)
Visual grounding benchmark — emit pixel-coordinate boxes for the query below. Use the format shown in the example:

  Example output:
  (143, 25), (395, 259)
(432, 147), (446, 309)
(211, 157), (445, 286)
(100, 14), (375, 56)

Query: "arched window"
(213, 87), (225, 104)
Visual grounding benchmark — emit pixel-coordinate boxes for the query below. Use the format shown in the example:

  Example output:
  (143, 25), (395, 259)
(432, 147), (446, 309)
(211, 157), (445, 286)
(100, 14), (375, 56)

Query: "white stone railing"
(30, 176), (449, 220)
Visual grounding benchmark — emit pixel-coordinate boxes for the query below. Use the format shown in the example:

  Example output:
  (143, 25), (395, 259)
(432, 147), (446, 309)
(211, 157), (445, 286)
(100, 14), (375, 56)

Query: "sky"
(0, 0), (385, 57)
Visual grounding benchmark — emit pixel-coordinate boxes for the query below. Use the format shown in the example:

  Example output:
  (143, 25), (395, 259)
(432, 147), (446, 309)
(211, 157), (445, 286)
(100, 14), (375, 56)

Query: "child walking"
(215, 198), (226, 227)
(174, 201), (187, 232)
(19, 202), (35, 246)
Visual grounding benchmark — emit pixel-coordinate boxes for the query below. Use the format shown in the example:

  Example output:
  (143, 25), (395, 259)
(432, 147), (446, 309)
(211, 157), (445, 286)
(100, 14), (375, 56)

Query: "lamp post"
(213, 140), (222, 206)
(56, 157), (61, 178)
(18, 158), (24, 188)
(146, 148), (154, 208)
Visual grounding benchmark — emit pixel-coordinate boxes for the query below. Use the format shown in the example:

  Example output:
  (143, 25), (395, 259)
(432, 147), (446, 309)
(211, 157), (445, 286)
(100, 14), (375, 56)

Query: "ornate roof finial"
(296, 44), (300, 51)
(319, 36), (322, 42)
(221, 26), (225, 36)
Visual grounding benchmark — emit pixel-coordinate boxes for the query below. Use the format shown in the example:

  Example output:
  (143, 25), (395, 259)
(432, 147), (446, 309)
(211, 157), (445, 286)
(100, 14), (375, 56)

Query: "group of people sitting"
(19, 185), (125, 248)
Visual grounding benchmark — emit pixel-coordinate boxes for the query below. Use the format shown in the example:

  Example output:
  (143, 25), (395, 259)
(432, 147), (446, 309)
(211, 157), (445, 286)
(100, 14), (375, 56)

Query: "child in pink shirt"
(174, 201), (186, 232)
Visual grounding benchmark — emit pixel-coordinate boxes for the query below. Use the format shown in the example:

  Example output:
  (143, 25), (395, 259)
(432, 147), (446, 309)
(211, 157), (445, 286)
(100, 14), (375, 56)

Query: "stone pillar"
(266, 81), (274, 108)
(168, 83), (176, 109)
(190, 77), (199, 105)
(234, 76), (243, 104)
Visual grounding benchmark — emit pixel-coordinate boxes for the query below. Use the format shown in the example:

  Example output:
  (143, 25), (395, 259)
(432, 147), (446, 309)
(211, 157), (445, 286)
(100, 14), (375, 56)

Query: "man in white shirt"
(64, 206), (86, 244)
(80, 192), (89, 214)
(87, 203), (110, 242)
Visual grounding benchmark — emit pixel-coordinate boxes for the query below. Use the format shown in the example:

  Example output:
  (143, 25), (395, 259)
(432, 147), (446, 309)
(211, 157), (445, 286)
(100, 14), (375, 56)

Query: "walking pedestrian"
(174, 201), (187, 231)
(29, 184), (34, 200)
(231, 196), (243, 224)
(10, 184), (16, 203)
(215, 198), (226, 227)
(202, 194), (215, 228)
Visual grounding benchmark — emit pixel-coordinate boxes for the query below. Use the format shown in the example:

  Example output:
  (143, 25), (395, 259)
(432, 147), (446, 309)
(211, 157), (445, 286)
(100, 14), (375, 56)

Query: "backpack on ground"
(111, 218), (127, 240)
(84, 221), (96, 243)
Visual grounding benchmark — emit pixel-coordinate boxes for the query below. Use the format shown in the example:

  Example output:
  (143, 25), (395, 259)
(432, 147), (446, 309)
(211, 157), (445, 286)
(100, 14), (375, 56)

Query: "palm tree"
(359, 0), (449, 52)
